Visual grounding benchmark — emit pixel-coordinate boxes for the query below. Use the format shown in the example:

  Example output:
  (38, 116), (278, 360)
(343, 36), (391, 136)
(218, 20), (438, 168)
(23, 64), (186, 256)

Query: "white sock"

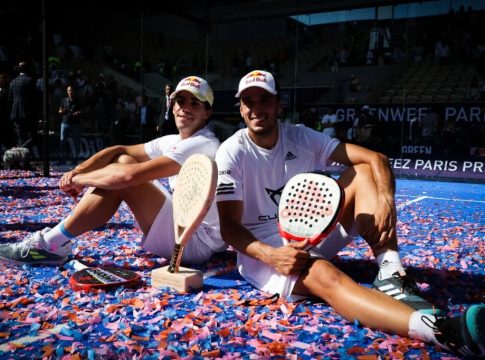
(41, 222), (74, 256)
(376, 250), (406, 279)
(408, 311), (446, 349)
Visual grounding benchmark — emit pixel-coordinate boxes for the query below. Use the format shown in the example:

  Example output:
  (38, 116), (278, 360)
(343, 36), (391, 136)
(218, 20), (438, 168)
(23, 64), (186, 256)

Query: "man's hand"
(260, 240), (312, 275)
(59, 169), (83, 199)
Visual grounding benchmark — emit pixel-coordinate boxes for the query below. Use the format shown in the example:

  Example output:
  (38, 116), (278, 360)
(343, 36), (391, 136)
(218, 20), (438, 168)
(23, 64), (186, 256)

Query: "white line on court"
(396, 195), (485, 210)
(397, 196), (429, 209)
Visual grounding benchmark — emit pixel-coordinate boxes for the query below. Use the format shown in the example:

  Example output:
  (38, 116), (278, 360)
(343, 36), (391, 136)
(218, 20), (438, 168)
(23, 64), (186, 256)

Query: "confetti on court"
(0, 170), (483, 359)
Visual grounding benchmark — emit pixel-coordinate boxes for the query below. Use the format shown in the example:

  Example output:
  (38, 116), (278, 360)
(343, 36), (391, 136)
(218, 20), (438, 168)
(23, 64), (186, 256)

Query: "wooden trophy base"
(151, 265), (203, 293)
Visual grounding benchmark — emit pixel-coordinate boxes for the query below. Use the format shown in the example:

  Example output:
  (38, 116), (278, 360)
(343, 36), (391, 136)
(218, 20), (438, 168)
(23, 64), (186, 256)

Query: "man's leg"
(48, 152), (165, 251)
(63, 182), (165, 237)
(337, 163), (398, 255)
(294, 259), (412, 334)
(292, 260), (485, 357)
(336, 164), (440, 314)
(0, 155), (165, 265)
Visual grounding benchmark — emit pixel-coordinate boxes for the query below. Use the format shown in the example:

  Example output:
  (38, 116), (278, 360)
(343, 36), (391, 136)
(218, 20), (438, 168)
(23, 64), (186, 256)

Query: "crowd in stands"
(0, 5), (484, 165)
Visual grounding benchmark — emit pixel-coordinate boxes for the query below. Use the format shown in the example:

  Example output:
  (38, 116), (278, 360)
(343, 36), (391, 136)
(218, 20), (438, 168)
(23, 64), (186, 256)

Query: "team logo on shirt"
(284, 151), (297, 161)
(265, 186), (285, 206)
(216, 182), (235, 195)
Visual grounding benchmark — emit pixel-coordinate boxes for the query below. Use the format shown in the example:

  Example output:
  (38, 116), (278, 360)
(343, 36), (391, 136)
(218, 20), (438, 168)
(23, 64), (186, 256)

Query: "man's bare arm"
(71, 156), (181, 190)
(73, 144), (150, 175)
(329, 142), (396, 246)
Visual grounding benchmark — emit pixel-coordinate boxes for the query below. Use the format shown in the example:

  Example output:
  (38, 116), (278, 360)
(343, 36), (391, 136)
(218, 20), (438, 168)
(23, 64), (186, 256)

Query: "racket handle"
(168, 244), (185, 273)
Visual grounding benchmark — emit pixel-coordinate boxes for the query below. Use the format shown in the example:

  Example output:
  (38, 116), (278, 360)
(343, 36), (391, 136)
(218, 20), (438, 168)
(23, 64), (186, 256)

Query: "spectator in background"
(157, 83), (176, 136)
(466, 77), (480, 101)
(412, 42), (424, 64)
(299, 107), (318, 129)
(420, 107), (438, 147)
(75, 71), (93, 104)
(58, 85), (84, 164)
(348, 105), (377, 146)
(51, 78), (66, 106)
(110, 99), (130, 146)
(136, 95), (156, 143)
(434, 39), (450, 66)
(339, 46), (349, 66)
(366, 49), (374, 65)
(349, 74), (363, 92)
(0, 73), (14, 150)
(9, 61), (38, 148)
(320, 107), (338, 138)
(329, 49), (339, 73)
(440, 116), (457, 157)
(231, 52), (242, 76)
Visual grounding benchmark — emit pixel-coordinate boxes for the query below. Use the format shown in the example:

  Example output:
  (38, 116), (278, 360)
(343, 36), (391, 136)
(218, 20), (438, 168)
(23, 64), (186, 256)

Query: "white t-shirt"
(215, 122), (340, 240)
(144, 126), (225, 251)
(321, 113), (337, 137)
(145, 126), (219, 191)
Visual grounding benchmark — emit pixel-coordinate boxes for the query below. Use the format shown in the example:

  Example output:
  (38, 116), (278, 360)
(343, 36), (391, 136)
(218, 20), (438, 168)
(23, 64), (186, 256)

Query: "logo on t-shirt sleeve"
(216, 182), (235, 195)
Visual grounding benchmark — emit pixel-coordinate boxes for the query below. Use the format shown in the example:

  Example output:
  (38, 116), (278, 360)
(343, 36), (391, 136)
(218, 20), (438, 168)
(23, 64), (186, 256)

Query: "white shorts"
(140, 182), (215, 264)
(238, 224), (357, 301)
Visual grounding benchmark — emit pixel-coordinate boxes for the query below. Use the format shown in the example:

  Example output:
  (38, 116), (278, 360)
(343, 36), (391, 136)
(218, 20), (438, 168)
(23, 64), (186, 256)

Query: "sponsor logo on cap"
(181, 76), (202, 89)
(244, 71), (268, 85)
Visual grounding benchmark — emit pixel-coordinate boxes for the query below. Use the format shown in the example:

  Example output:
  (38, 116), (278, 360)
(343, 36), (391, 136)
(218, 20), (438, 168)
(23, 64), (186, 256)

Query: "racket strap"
(168, 244), (185, 273)
(86, 268), (127, 284)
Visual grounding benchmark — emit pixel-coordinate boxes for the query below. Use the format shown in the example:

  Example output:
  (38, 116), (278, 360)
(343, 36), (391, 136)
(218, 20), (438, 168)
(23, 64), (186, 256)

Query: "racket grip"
(168, 244), (185, 273)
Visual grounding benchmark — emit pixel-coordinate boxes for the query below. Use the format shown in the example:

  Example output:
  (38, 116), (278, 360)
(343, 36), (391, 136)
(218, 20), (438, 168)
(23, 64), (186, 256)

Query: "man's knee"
(338, 163), (374, 190)
(307, 259), (345, 290)
(115, 154), (138, 164)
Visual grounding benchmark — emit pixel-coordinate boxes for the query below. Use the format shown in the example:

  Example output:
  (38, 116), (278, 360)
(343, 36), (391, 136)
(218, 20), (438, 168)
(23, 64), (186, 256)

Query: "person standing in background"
(58, 85), (84, 164)
(0, 73), (14, 151)
(110, 99), (130, 146)
(137, 95), (157, 143)
(321, 107), (338, 138)
(157, 83), (176, 136)
(9, 61), (38, 148)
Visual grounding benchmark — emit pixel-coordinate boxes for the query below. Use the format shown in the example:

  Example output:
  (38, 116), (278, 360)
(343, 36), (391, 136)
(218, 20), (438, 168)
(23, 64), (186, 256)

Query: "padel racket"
(168, 153), (217, 273)
(278, 172), (344, 247)
(69, 261), (141, 292)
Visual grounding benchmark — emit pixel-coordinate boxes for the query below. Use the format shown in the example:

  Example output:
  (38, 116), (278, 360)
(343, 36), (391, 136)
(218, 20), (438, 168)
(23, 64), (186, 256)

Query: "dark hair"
(17, 61), (28, 73)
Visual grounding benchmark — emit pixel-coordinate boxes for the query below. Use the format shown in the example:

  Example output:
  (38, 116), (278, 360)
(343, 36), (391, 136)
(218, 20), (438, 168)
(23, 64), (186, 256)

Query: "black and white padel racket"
(278, 172), (344, 247)
(69, 262), (141, 292)
(167, 153), (217, 273)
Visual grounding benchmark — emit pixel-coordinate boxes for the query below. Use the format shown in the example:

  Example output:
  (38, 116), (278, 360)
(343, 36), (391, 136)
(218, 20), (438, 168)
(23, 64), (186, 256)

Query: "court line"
(396, 195), (485, 210)
(397, 196), (428, 209)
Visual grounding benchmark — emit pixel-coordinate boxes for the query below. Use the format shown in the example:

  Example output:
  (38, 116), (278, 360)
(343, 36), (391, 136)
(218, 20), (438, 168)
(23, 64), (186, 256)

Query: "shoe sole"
(0, 254), (67, 266)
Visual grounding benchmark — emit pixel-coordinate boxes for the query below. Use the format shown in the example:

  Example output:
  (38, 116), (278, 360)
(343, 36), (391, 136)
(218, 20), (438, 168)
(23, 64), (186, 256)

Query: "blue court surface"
(0, 170), (483, 359)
